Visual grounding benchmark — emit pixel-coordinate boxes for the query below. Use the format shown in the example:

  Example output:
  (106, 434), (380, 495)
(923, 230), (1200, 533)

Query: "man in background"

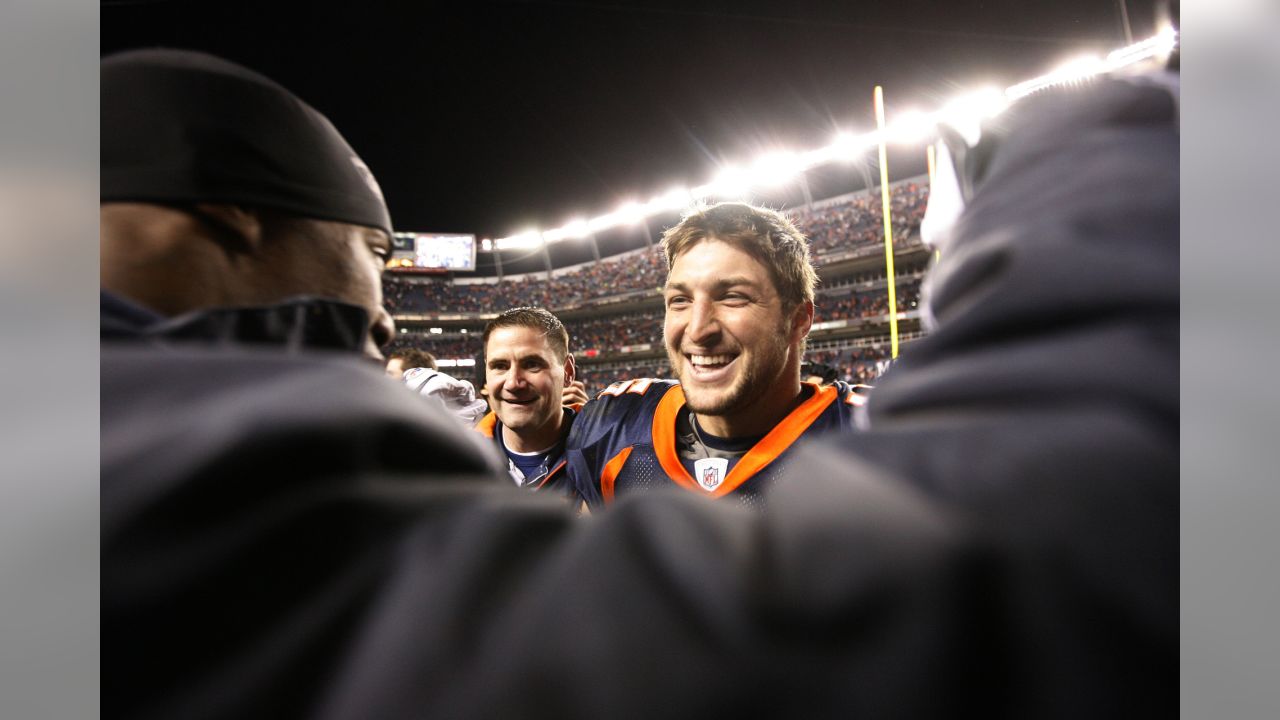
(386, 348), (437, 378)
(478, 307), (581, 492)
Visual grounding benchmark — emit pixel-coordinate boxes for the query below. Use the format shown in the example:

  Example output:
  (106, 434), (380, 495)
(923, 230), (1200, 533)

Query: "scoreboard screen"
(389, 232), (477, 272)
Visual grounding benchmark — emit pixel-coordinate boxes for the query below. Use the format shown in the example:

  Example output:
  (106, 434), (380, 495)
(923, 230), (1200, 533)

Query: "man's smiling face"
(663, 239), (804, 430)
(484, 325), (569, 447)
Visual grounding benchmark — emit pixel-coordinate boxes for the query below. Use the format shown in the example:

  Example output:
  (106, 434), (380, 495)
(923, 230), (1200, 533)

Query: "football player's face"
(663, 239), (804, 425)
(485, 326), (569, 440)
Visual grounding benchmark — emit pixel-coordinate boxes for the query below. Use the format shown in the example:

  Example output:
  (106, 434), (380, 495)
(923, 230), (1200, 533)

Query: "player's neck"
(694, 378), (805, 440)
(501, 412), (563, 454)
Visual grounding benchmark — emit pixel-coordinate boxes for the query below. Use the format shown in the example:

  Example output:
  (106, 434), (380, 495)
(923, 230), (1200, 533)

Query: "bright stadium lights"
(488, 32), (1175, 247)
(827, 131), (877, 162)
(936, 87), (1008, 144)
(586, 211), (621, 234)
(615, 201), (646, 225)
(562, 219), (591, 238)
(706, 166), (751, 199)
(647, 187), (693, 214)
(429, 327), (443, 334)
(799, 145), (836, 168)
(494, 230), (544, 251)
(748, 151), (805, 186)
(940, 87), (1008, 123)
(1106, 26), (1177, 69)
(543, 218), (590, 242)
(1006, 54), (1103, 99)
(885, 110), (938, 145)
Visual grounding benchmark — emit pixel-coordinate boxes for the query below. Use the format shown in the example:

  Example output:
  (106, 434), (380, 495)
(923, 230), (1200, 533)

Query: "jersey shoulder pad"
(570, 378), (678, 449)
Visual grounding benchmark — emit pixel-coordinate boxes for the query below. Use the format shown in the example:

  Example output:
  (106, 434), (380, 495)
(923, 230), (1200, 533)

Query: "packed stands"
(385, 180), (930, 315)
(576, 359), (673, 392)
(384, 178), (933, 391)
(791, 180), (929, 258)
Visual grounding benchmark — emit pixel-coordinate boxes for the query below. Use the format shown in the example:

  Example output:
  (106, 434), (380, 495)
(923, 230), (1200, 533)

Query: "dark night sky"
(102, 0), (1158, 273)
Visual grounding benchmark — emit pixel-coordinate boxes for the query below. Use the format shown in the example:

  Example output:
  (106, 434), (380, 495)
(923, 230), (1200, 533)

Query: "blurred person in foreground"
(477, 307), (584, 493)
(100, 49), (504, 719)
(565, 203), (863, 510)
(104, 44), (1177, 720)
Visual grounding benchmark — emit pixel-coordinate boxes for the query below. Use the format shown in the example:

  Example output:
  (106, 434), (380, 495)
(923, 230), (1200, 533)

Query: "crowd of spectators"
(823, 265), (927, 291)
(385, 335), (481, 359)
(386, 247), (668, 314)
(576, 360), (673, 393)
(570, 309), (663, 351)
(816, 282), (921, 323)
(383, 181), (930, 316)
(807, 345), (894, 385)
(789, 181), (929, 258)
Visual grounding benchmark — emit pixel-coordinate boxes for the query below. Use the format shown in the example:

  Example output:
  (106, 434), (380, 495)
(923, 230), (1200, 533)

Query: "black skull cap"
(102, 48), (393, 237)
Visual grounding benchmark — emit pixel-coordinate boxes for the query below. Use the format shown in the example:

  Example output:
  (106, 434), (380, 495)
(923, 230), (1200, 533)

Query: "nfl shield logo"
(693, 458), (729, 492)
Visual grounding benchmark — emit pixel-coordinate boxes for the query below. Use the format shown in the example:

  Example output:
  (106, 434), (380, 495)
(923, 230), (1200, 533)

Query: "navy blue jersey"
(566, 378), (862, 510)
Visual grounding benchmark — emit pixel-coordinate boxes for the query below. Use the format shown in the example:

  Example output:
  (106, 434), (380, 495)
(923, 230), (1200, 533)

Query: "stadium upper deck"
(384, 177), (929, 319)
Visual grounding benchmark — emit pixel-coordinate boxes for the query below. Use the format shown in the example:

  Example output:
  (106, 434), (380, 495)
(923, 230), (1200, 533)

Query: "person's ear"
(192, 204), (265, 253)
(790, 300), (814, 343)
(563, 354), (576, 385)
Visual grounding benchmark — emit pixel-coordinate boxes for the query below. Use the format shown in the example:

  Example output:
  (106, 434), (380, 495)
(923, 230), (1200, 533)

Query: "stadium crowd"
(386, 246), (667, 314)
(575, 359), (672, 391)
(816, 282), (921, 322)
(807, 346), (893, 385)
(382, 182), (929, 315)
(789, 181), (928, 257)
(384, 278), (919, 371)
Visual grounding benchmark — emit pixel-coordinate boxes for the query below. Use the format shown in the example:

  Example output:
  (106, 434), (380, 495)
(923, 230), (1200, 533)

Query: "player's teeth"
(691, 354), (730, 366)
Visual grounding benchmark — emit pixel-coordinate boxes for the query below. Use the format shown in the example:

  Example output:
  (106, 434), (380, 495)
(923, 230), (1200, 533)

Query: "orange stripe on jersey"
(600, 447), (633, 505)
(653, 381), (838, 499)
(651, 384), (696, 492)
(723, 383), (836, 494)
(475, 412), (498, 438)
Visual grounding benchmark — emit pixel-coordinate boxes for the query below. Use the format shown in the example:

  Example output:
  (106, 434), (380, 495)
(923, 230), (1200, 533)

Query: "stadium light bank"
(484, 28), (1176, 253)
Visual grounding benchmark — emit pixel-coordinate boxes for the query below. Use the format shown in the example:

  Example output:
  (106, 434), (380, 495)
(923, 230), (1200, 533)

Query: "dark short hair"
(389, 348), (436, 371)
(482, 307), (569, 360)
(661, 202), (818, 313)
